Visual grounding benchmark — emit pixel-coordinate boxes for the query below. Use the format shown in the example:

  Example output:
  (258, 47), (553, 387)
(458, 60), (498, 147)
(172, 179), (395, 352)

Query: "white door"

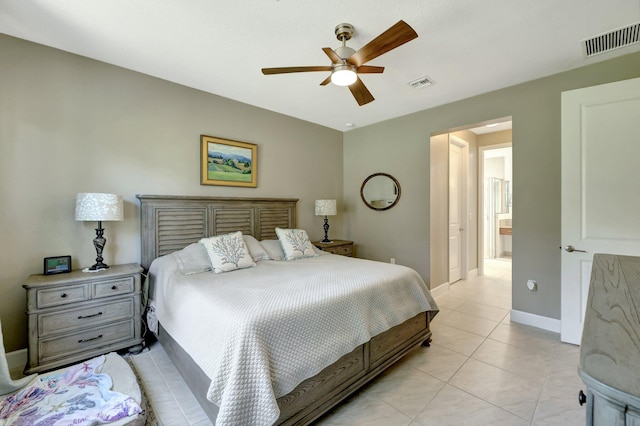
(449, 142), (463, 283)
(561, 77), (640, 344)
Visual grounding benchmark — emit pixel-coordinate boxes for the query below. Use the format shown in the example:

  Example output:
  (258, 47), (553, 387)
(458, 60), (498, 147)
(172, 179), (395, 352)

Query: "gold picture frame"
(200, 135), (257, 187)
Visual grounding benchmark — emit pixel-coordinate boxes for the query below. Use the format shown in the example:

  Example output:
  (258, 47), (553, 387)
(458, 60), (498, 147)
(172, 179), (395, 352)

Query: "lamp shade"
(315, 199), (337, 216)
(75, 193), (124, 221)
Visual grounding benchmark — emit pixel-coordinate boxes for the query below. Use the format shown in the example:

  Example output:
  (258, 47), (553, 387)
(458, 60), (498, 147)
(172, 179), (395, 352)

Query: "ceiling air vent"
(407, 75), (434, 89)
(582, 22), (640, 57)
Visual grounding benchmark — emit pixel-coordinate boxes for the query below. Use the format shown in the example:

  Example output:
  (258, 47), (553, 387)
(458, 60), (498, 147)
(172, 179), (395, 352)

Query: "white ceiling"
(1, 0), (639, 131)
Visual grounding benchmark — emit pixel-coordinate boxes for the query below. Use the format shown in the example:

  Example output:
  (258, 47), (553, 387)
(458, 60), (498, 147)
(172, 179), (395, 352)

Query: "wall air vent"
(582, 22), (640, 57)
(407, 75), (434, 89)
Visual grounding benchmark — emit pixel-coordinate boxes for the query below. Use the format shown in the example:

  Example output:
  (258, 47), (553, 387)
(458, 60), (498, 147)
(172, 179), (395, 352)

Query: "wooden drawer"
(334, 245), (353, 256)
(38, 299), (135, 337)
(370, 312), (427, 366)
(92, 276), (134, 299)
(313, 240), (354, 257)
(277, 344), (365, 420)
(39, 319), (135, 363)
(36, 284), (89, 309)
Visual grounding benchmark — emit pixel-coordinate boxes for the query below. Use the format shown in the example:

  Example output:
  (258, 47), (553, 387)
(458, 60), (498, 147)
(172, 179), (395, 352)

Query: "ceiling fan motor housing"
(335, 46), (356, 60)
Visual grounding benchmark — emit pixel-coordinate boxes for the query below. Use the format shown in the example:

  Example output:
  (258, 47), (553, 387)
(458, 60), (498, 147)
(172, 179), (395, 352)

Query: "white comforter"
(149, 253), (437, 426)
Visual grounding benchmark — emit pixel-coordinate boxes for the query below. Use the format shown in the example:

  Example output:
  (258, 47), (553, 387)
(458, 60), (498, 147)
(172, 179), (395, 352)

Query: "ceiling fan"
(261, 20), (418, 106)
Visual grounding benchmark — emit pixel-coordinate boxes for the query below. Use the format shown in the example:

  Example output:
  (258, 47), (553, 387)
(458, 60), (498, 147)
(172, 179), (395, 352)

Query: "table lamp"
(315, 199), (337, 243)
(75, 193), (123, 271)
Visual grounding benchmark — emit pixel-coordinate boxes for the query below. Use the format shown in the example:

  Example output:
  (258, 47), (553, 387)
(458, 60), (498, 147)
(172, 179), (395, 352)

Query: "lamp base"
(90, 221), (110, 272)
(321, 216), (332, 244)
(87, 263), (110, 271)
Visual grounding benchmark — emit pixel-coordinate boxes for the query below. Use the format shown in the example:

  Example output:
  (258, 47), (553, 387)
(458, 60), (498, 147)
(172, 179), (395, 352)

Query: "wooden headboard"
(136, 195), (298, 270)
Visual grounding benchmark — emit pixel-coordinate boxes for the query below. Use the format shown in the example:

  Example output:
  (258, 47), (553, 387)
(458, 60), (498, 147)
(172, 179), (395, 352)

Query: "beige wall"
(344, 51), (640, 321)
(0, 35), (343, 351)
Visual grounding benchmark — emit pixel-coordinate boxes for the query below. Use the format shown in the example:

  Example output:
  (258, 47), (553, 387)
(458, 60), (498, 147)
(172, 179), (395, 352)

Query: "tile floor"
(130, 259), (587, 425)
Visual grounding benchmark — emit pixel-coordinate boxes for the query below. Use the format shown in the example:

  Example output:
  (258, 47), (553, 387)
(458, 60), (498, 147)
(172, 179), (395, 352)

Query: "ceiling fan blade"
(319, 75), (332, 86)
(322, 47), (343, 64)
(262, 66), (332, 75)
(348, 77), (375, 106)
(347, 20), (418, 67)
(357, 65), (385, 74)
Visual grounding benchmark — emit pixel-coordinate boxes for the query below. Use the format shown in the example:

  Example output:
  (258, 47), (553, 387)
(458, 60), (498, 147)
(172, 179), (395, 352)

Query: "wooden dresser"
(579, 254), (640, 425)
(312, 240), (354, 257)
(23, 263), (143, 374)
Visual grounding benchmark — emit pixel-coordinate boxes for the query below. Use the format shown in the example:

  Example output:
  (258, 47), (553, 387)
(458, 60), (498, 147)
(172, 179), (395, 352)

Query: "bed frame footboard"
(158, 311), (432, 425)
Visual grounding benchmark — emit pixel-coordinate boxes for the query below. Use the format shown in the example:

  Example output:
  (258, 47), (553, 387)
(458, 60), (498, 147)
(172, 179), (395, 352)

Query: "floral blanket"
(0, 355), (142, 425)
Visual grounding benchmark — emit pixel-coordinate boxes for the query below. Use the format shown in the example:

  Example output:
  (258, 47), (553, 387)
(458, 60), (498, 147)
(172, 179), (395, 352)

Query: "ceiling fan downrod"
(334, 23), (356, 60)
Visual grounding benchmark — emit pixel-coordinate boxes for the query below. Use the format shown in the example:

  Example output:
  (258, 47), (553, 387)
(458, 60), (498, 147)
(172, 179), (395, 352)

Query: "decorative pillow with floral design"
(199, 231), (256, 273)
(275, 228), (318, 260)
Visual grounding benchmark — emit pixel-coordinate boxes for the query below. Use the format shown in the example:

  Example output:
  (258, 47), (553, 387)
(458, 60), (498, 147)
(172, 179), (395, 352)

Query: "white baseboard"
(510, 310), (561, 333)
(467, 268), (478, 279)
(6, 348), (27, 374)
(430, 282), (450, 299)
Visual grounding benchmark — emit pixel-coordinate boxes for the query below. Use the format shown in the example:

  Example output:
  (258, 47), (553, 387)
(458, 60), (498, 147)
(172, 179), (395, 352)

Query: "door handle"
(565, 245), (587, 253)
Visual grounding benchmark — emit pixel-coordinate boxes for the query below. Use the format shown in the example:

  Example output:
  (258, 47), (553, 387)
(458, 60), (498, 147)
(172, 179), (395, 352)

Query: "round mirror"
(360, 173), (401, 211)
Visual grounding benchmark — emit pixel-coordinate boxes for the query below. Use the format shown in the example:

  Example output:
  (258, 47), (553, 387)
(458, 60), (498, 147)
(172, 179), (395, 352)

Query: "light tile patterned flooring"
(130, 259), (587, 425)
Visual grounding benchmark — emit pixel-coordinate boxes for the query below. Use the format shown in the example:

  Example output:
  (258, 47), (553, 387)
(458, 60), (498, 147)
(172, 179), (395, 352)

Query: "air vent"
(407, 75), (434, 89)
(582, 22), (640, 57)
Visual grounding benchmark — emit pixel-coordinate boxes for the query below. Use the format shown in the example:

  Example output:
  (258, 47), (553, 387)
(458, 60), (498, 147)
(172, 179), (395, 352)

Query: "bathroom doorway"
(479, 143), (512, 277)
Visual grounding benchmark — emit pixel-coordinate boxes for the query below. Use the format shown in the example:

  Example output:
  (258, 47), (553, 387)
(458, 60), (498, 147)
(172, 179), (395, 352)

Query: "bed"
(137, 194), (438, 425)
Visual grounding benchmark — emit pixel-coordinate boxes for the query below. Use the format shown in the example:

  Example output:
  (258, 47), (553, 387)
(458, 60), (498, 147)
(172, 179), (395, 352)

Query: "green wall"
(344, 51), (640, 321)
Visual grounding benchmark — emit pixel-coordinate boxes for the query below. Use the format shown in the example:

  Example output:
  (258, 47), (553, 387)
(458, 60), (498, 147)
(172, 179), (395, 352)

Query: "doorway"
(479, 145), (512, 277)
(429, 119), (512, 293)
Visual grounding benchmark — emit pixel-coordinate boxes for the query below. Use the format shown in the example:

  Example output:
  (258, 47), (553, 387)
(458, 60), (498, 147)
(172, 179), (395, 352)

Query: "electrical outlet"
(527, 279), (537, 291)
(390, 258), (396, 264)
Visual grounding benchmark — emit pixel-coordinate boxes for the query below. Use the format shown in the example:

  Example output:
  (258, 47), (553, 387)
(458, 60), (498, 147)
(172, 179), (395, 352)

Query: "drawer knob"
(111, 285), (117, 290)
(578, 390), (587, 406)
(60, 293), (67, 298)
(78, 334), (103, 344)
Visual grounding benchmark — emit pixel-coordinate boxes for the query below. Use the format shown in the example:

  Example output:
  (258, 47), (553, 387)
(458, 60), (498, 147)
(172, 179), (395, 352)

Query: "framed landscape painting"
(200, 135), (257, 187)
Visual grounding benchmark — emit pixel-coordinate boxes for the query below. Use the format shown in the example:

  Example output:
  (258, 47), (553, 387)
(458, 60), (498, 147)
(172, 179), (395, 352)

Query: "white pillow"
(173, 243), (212, 275)
(243, 235), (270, 262)
(199, 231), (256, 273)
(275, 228), (317, 260)
(260, 240), (285, 261)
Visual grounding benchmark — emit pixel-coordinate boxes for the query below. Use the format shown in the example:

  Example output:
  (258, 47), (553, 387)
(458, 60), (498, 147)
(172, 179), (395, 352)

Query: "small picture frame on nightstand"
(44, 255), (72, 275)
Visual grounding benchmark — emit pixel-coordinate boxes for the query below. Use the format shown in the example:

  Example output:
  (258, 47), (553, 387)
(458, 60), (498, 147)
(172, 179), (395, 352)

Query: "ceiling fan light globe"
(331, 66), (357, 86)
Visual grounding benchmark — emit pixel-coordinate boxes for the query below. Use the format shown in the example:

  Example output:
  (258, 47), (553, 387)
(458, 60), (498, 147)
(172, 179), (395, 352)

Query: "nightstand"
(312, 240), (354, 257)
(23, 263), (143, 374)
